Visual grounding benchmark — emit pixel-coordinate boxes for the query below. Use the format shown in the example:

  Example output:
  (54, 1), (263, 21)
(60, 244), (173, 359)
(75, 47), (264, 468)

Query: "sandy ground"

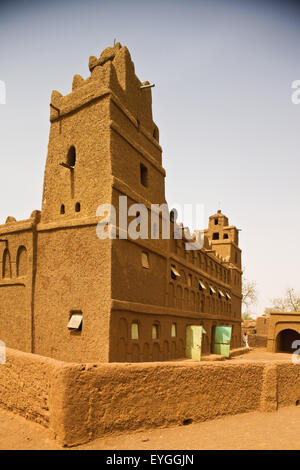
(230, 347), (294, 362)
(1, 404), (300, 450)
(0, 348), (298, 451)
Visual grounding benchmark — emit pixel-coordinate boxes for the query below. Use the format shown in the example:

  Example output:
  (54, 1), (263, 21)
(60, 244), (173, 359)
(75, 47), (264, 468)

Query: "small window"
(223, 233), (229, 239)
(218, 290), (225, 298)
(199, 280), (206, 291)
(187, 274), (192, 287)
(131, 322), (139, 340)
(140, 163), (148, 187)
(171, 323), (177, 338)
(209, 285), (216, 295)
(67, 146), (76, 167)
(214, 218), (218, 225)
(60, 204), (65, 214)
(68, 313), (82, 330)
(212, 232), (219, 240)
(171, 265), (180, 280)
(152, 324), (159, 340)
(75, 202), (81, 212)
(226, 292), (231, 300)
(142, 252), (150, 269)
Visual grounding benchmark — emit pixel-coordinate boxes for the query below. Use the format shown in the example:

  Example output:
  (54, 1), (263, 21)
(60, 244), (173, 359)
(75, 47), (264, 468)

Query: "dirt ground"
(1, 348), (299, 451)
(230, 347), (294, 362)
(1, 404), (300, 450)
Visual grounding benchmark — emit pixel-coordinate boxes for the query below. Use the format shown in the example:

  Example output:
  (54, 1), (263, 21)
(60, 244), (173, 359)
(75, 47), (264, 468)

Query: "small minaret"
(206, 210), (241, 269)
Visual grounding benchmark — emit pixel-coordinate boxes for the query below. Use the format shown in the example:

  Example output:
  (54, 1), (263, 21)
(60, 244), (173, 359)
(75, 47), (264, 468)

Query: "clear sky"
(1, 0), (300, 316)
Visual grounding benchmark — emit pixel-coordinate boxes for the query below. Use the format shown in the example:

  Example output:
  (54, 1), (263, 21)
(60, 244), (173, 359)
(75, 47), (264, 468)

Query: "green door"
(213, 326), (232, 358)
(186, 325), (203, 361)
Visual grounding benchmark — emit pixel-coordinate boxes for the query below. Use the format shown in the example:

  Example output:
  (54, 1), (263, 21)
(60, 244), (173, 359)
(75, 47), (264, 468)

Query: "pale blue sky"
(1, 0), (300, 316)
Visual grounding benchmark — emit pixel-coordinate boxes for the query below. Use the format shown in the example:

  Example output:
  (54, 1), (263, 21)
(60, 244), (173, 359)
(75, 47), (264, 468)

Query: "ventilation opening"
(75, 202), (81, 212)
(60, 204), (65, 214)
(142, 252), (150, 269)
(68, 312), (83, 331)
(140, 163), (148, 187)
(67, 146), (76, 167)
(182, 419), (193, 426)
(171, 265), (180, 280)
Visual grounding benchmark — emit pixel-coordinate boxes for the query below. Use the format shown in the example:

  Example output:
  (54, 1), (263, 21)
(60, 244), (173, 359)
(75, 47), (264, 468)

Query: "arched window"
(131, 322), (139, 340)
(75, 202), (81, 212)
(60, 204), (65, 214)
(168, 282), (175, 307)
(67, 146), (76, 167)
(152, 324), (159, 340)
(176, 285), (183, 309)
(2, 249), (11, 279)
(16, 246), (28, 277)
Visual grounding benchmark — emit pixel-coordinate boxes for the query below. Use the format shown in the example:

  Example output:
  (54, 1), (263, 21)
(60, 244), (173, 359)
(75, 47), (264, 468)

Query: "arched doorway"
(276, 329), (300, 353)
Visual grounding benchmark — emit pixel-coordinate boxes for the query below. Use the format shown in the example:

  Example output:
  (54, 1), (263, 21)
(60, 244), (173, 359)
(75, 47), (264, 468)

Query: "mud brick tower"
(0, 43), (242, 362)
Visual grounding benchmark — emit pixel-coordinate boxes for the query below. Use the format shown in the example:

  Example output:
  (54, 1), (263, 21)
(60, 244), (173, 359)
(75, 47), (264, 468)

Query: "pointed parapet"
(88, 55), (99, 72)
(89, 42), (122, 72)
(99, 42), (122, 65)
(113, 45), (136, 92)
(138, 81), (155, 132)
(72, 74), (84, 91)
(50, 90), (63, 120)
(5, 216), (16, 224)
(30, 210), (41, 224)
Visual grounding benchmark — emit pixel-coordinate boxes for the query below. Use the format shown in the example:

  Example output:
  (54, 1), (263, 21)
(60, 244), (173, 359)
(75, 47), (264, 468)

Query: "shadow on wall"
(1, 246), (28, 279)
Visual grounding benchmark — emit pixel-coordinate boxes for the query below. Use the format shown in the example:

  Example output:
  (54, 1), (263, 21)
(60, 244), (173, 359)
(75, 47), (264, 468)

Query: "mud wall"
(1, 348), (300, 447)
(0, 348), (67, 442)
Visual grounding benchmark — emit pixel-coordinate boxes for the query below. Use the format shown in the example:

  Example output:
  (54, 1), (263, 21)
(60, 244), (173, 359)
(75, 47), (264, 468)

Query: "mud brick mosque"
(0, 43), (242, 362)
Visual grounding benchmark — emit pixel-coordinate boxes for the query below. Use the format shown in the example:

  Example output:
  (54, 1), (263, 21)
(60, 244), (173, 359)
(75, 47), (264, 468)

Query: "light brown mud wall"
(33, 226), (112, 363)
(1, 348), (300, 447)
(0, 347), (69, 443)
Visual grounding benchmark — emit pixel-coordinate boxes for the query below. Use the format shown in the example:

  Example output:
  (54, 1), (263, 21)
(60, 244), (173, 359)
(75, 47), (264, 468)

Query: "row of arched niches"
(1, 246), (28, 279)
